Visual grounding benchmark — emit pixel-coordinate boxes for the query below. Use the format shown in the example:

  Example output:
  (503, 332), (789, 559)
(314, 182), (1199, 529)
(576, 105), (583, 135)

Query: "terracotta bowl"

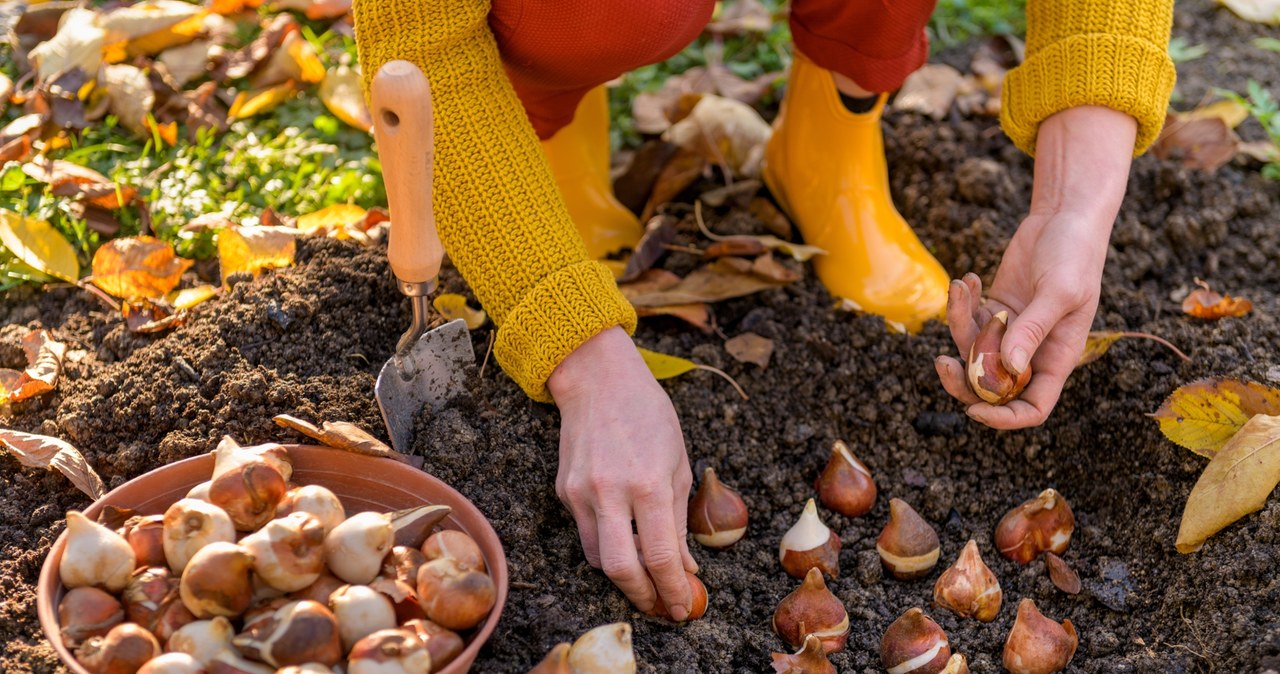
(37, 444), (508, 674)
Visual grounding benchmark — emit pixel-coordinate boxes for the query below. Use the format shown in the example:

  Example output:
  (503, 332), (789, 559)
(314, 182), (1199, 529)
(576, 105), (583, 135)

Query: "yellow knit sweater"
(352, 0), (1173, 401)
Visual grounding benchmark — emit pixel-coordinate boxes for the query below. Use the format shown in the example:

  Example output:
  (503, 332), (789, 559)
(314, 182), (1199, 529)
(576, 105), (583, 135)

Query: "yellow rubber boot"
(763, 52), (949, 333)
(540, 86), (642, 259)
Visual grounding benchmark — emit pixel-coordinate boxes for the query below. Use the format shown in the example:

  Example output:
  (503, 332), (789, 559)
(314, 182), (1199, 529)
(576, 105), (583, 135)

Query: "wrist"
(1029, 105), (1136, 227)
(547, 326), (643, 405)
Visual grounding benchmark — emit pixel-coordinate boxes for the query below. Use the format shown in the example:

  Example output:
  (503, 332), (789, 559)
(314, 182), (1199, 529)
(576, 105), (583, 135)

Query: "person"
(351, 0), (1175, 622)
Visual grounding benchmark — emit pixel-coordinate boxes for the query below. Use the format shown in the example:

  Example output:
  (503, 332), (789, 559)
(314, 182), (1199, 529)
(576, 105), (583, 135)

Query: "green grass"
(1219, 80), (1280, 180)
(928, 0), (1026, 50)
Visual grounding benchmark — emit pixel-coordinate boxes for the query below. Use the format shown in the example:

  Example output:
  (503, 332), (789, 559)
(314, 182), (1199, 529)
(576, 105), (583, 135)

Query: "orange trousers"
(489, 0), (938, 139)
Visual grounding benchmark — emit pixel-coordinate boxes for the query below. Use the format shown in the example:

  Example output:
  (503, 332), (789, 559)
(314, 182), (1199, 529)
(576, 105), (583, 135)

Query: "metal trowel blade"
(375, 318), (474, 455)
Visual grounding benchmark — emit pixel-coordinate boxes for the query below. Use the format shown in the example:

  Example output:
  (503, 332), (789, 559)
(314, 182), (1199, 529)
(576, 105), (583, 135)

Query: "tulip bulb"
(120, 515), (168, 568)
(276, 666), (336, 674)
(880, 608), (950, 674)
(61, 511), (137, 592)
(137, 652), (206, 674)
(567, 623), (635, 674)
(167, 617), (235, 666)
(75, 623), (160, 674)
(967, 311), (1031, 405)
(814, 441), (876, 517)
(648, 572), (708, 622)
(772, 567), (850, 653)
(208, 457), (287, 532)
(207, 651), (274, 674)
(416, 556), (496, 631)
(232, 599), (342, 668)
(994, 489), (1075, 565)
(211, 436), (293, 482)
(384, 546), (427, 586)
(420, 529), (486, 572)
(330, 584), (398, 652)
(370, 575), (427, 623)
(179, 541), (254, 618)
(933, 540), (1001, 622)
(688, 466), (749, 549)
(943, 654), (970, 674)
(186, 481), (212, 502)
(778, 499), (840, 579)
(123, 566), (195, 641)
(876, 499), (940, 580)
(325, 511), (394, 584)
(1003, 599), (1078, 674)
(770, 634), (836, 674)
(58, 586), (124, 648)
(289, 571), (346, 606)
(240, 511), (327, 592)
(403, 619), (464, 671)
(276, 485), (346, 534)
(527, 643), (571, 674)
(163, 498), (235, 574)
(348, 628), (433, 674)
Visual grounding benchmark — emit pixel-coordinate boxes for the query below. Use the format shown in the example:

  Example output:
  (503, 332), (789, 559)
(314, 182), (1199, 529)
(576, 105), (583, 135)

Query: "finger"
(946, 279), (981, 353)
(935, 355), (982, 405)
(597, 511), (655, 612)
(1001, 296), (1071, 377)
(571, 505), (601, 568)
(675, 491), (698, 574)
(966, 357), (1070, 429)
(634, 490), (692, 621)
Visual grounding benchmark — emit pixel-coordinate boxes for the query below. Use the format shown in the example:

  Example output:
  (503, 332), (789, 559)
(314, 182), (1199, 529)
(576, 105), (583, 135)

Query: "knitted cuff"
(1000, 33), (1176, 157)
(495, 260), (638, 403)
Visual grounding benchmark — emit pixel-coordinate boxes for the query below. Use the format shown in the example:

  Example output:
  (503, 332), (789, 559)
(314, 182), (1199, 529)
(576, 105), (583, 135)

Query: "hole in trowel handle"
(381, 109), (400, 127)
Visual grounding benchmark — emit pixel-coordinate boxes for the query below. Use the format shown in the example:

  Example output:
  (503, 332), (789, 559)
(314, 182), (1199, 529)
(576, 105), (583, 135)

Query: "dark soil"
(3, 1), (1280, 672)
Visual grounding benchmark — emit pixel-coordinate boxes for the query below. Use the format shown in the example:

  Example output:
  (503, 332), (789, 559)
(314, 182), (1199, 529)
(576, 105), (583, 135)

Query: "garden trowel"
(371, 60), (474, 454)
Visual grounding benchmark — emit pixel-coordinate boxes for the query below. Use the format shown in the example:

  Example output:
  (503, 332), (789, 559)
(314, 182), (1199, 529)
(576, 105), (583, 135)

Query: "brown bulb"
(232, 599), (342, 668)
(1003, 599), (1078, 674)
(994, 489), (1075, 565)
(75, 623), (160, 674)
(877, 499), (940, 580)
(880, 607), (950, 674)
(179, 542), (254, 618)
(527, 642), (571, 674)
(967, 311), (1031, 405)
(119, 515), (167, 568)
(772, 567), (850, 654)
(688, 467), (749, 549)
(933, 539), (1002, 621)
(208, 457), (287, 532)
(814, 440), (876, 517)
(770, 634), (836, 674)
(778, 499), (841, 579)
(421, 529), (487, 572)
(416, 556), (496, 631)
(403, 619), (465, 671)
(647, 572), (708, 622)
(348, 628), (433, 674)
(123, 566), (195, 641)
(58, 586), (124, 648)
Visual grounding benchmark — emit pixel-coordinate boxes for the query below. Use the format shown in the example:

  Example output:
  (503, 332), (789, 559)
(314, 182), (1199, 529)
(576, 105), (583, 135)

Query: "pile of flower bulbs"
(56, 438), (497, 674)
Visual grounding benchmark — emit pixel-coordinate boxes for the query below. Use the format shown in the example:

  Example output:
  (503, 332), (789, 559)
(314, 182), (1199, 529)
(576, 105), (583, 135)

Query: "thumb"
(1002, 296), (1070, 376)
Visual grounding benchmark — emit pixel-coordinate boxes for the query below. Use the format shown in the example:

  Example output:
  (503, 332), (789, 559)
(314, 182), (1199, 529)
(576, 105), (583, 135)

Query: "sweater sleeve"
(352, 0), (637, 403)
(1000, 0), (1176, 156)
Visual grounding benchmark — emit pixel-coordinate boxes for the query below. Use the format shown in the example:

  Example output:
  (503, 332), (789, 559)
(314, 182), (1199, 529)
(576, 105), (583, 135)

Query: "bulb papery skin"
(967, 311), (1031, 405)
(75, 623), (160, 674)
(420, 529), (487, 572)
(527, 642), (572, 674)
(289, 571), (345, 606)
(120, 514), (168, 568)
(137, 652), (206, 674)
(770, 634), (837, 674)
(330, 584), (398, 652)
(403, 619), (464, 671)
(58, 586), (124, 648)
(880, 608), (951, 674)
(208, 457), (287, 532)
(815, 441), (877, 518)
(276, 485), (345, 535)
(212, 436), (293, 483)
(123, 566), (196, 642)
(61, 511), (137, 593)
(567, 623), (636, 674)
(240, 511), (326, 592)
(648, 572), (708, 622)
(994, 489), (1075, 565)
(347, 628), (433, 674)
(943, 653), (970, 673)
(688, 467), (749, 549)
(370, 575), (427, 624)
(207, 650), (275, 674)
(772, 567), (850, 654)
(167, 617), (235, 665)
(1003, 599), (1078, 674)
(416, 556), (496, 631)
(876, 499), (941, 580)
(163, 498), (236, 574)
(179, 541), (255, 619)
(325, 511), (394, 585)
(231, 599), (342, 668)
(778, 499), (841, 579)
(186, 481), (212, 502)
(933, 540), (1002, 622)
(383, 546), (427, 587)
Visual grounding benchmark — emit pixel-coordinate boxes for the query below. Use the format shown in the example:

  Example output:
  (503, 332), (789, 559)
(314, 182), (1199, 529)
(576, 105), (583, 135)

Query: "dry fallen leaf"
(433, 293), (487, 330)
(696, 202), (825, 261)
(1218, 0), (1280, 24)
(272, 414), (419, 466)
(0, 330), (68, 403)
(215, 14), (296, 81)
(0, 428), (105, 500)
(167, 284), (218, 310)
(296, 203), (368, 236)
(0, 209), (81, 282)
(272, 0), (353, 19)
(91, 235), (193, 300)
(22, 157), (137, 209)
(27, 8), (106, 82)
(157, 40), (212, 86)
(1176, 414), (1280, 553)
(633, 303), (714, 333)
(894, 64), (964, 120)
(641, 148), (705, 221)
(663, 94), (772, 178)
(621, 215), (678, 282)
(319, 65), (372, 132)
(1182, 279), (1253, 319)
(217, 225), (297, 285)
(749, 197), (791, 238)
(1044, 552), (1081, 595)
(123, 10), (209, 56)
(251, 31), (324, 88)
(706, 0), (772, 34)
(122, 299), (186, 332)
(228, 81), (298, 120)
(1152, 114), (1239, 172)
(100, 64), (155, 136)
(1076, 330), (1191, 367)
(638, 347), (747, 400)
(1152, 378), (1280, 457)
(724, 332), (774, 369)
(622, 258), (791, 306)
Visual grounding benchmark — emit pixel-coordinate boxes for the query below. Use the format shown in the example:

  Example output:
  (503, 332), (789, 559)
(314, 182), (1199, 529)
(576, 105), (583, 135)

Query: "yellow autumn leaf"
(1181, 99), (1250, 129)
(228, 82), (298, 120)
(217, 226), (297, 286)
(167, 284), (218, 310)
(638, 347), (747, 399)
(1176, 414), (1280, 553)
(287, 34), (325, 84)
(126, 11), (209, 56)
(0, 209), (80, 282)
(1076, 330), (1190, 368)
(92, 236), (192, 299)
(432, 293), (486, 330)
(319, 66), (372, 132)
(296, 203), (367, 236)
(1152, 378), (1280, 457)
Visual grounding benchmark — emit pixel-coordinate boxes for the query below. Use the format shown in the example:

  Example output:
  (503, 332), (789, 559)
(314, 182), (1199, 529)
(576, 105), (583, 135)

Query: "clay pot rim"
(36, 444), (508, 674)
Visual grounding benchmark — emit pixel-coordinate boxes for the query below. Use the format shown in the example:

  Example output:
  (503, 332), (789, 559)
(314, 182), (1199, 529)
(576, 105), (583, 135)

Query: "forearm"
(1029, 105), (1136, 241)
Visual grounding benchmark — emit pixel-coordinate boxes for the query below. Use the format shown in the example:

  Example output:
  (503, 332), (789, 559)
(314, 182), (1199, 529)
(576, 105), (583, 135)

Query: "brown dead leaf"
(272, 0), (353, 19)
(750, 254), (801, 283)
(705, 0), (772, 35)
(1218, 0), (1280, 25)
(101, 64), (154, 135)
(1182, 279), (1252, 319)
(631, 65), (775, 135)
(319, 65), (372, 132)
(122, 299), (185, 332)
(641, 148), (706, 221)
(157, 40), (213, 86)
(1176, 414), (1280, 553)
(0, 428), (105, 499)
(1238, 139), (1280, 164)
(699, 179), (761, 208)
(27, 8), (106, 82)
(749, 197), (791, 238)
(725, 332), (773, 368)
(217, 225), (297, 285)
(634, 303), (714, 333)
(613, 140), (678, 213)
(1152, 114), (1239, 172)
(620, 269), (682, 295)
(623, 257), (790, 306)
(1152, 378), (1280, 457)
(22, 157), (137, 209)
(1044, 552), (1081, 594)
(705, 238), (767, 258)
(695, 201), (824, 261)
(664, 94), (772, 177)
(895, 64), (964, 120)
(214, 14), (296, 82)
(621, 215), (679, 282)
(251, 31), (323, 88)
(1076, 330), (1191, 367)
(154, 81), (228, 141)
(124, 11), (209, 57)
(0, 330), (67, 403)
(92, 235), (193, 300)
(272, 414), (420, 466)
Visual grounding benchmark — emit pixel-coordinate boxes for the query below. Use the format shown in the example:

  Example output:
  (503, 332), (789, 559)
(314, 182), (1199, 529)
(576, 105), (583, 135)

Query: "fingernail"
(934, 356), (948, 372)
(671, 605), (690, 622)
(1008, 347), (1030, 374)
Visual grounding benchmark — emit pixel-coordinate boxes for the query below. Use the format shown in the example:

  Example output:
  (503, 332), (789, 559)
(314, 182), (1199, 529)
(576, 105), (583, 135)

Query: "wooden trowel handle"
(371, 60), (441, 287)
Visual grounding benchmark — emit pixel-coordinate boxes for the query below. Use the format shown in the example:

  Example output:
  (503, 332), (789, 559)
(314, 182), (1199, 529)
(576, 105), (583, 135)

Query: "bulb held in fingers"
(994, 489), (1075, 564)
(967, 311), (1031, 405)
(1003, 599), (1078, 674)
(60, 511), (137, 593)
(770, 634), (837, 674)
(778, 499), (840, 579)
(688, 466), (749, 549)
(647, 571), (708, 622)
(772, 567), (850, 653)
(933, 539), (1002, 621)
(815, 441), (876, 517)
(877, 499), (940, 580)
(880, 608), (951, 674)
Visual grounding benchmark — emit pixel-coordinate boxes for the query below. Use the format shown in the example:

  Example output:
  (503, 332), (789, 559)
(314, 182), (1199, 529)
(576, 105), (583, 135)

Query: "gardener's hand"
(935, 105), (1137, 429)
(548, 326), (699, 620)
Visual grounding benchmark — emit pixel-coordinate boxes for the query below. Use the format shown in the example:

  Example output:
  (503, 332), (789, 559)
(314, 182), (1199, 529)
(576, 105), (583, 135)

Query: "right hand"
(547, 326), (699, 620)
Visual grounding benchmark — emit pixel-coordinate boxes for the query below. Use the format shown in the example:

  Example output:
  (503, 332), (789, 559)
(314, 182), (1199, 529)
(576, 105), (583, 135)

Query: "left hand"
(935, 105), (1138, 429)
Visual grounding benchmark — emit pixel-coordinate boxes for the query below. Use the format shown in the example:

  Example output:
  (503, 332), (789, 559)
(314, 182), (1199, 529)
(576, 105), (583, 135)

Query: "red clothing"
(489, 0), (937, 139)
